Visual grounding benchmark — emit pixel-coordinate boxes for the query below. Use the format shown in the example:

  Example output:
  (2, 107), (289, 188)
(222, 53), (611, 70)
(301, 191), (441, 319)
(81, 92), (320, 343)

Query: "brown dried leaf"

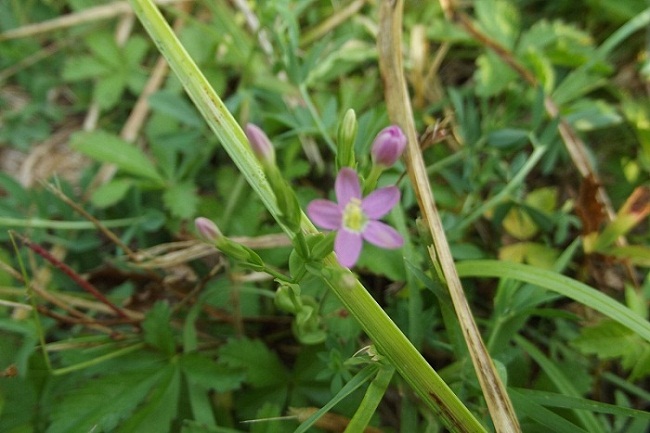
(576, 174), (607, 235)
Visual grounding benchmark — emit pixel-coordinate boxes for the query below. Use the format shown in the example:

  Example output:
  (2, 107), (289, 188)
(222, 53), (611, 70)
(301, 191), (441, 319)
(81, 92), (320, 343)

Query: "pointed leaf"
(71, 130), (165, 184)
(142, 301), (175, 356)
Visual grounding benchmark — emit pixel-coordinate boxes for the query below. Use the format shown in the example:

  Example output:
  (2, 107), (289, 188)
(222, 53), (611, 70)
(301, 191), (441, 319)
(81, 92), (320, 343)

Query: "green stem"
(363, 164), (383, 195)
(129, 2), (486, 431)
(52, 343), (146, 375)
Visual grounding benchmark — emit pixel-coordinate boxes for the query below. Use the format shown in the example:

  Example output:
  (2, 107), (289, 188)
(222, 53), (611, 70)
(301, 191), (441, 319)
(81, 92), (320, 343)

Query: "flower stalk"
(130, 1), (486, 430)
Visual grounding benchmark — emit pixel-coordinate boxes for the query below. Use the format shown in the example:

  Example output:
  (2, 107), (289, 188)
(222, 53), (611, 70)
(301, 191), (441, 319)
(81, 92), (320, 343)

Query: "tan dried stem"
(377, 1), (521, 432)
(0, 0), (191, 41)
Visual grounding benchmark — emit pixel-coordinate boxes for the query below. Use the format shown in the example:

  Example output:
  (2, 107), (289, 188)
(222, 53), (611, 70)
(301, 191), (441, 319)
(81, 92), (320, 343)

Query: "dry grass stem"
(0, 0), (191, 42)
(377, 1), (521, 431)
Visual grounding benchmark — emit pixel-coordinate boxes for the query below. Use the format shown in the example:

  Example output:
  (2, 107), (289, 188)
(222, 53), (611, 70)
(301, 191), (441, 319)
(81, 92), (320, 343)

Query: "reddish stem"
(15, 232), (130, 320)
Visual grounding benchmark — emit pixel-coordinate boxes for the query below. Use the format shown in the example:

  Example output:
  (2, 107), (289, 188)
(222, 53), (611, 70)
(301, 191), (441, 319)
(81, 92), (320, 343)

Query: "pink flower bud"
(371, 125), (406, 167)
(245, 123), (276, 165)
(195, 217), (221, 242)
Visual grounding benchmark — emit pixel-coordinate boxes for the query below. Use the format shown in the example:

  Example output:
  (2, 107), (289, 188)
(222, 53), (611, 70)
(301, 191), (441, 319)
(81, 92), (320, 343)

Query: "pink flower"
(371, 125), (406, 167)
(307, 168), (403, 267)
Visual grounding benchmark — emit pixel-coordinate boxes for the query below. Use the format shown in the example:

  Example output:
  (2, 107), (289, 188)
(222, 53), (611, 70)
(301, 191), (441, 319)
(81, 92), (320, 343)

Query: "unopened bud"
(245, 123), (276, 166)
(337, 109), (357, 169)
(371, 125), (407, 168)
(195, 217), (221, 242)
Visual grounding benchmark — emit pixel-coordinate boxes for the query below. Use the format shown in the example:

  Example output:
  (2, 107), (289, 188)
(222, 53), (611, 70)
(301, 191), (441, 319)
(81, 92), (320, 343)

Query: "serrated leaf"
(123, 36), (149, 67)
(572, 320), (637, 359)
(62, 55), (110, 81)
(475, 52), (518, 97)
(163, 182), (199, 219)
(572, 320), (650, 380)
(115, 364), (180, 433)
(475, 0), (520, 49)
(46, 369), (166, 433)
(95, 73), (127, 110)
(85, 32), (123, 69)
(142, 301), (175, 356)
(148, 91), (203, 127)
(70, 130), (165, 184)
(219, 338), (288, 388)
(90, 178), (133, 208)
(180, 352), (244, 393)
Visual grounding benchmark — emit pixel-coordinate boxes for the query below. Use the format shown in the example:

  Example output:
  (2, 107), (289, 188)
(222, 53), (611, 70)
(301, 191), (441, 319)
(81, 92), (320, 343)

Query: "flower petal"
(335, 230), (363, 267)
(362, 221), (403, 249)
(335, 168), (361, 206)
(362, 186), (400, 219)
(307, 199), (342, 230)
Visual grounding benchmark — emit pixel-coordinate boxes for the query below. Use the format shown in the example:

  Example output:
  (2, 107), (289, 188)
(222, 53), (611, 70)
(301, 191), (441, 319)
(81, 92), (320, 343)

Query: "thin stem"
(52, 343), (146, 375)
(13, 232), (131, 320)
(129, 1), (485, 430)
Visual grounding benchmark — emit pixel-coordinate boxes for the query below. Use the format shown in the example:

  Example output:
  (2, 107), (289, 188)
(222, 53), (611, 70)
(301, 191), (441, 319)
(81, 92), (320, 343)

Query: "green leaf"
(148, 90), (204, 127)
(95, 73), (128, 110)
(219, 338), (288, 388)
(90, 178), (133, 208)
(251, 403), (282, 433)
(499, 242), (559, 269)
(123, 36), (150, 67)
(70, 130), (165, 184)
(475, 52), (519, 97)
(180, 352), (245, 393)
(510, 389), (589, 433)
(356, 242), (405, 281)
(86, 32), (123, 69)
(516, 336), (605, 433)
(572, 319), (650, 380)
(294, 364), (378, 433)
(487, 128), (529, 149)
(475, 0), (520, 49)
(115, 364), (180, 433)
(62, 55), (110, 81)
(564, 99), (623, 131)
(46, 369), (167, 433)
(142, 301), (175, 356)
(502, 207), (539, 240)
(456, 260), (650, 344)
(163, 182), (199, 219)
(514, 388), (650, 419)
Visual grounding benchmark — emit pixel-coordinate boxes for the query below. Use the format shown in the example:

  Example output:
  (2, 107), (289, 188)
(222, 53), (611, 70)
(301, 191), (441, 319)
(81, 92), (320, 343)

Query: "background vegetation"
(1, 0), (649, 432)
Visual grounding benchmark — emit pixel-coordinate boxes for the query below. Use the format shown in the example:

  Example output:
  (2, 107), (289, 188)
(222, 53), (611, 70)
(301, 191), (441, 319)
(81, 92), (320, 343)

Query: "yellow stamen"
(342, 198), (367, 233)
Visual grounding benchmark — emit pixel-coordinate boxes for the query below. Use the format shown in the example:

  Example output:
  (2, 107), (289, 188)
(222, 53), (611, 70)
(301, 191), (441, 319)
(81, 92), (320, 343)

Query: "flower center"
(342, 198), (367, 233)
